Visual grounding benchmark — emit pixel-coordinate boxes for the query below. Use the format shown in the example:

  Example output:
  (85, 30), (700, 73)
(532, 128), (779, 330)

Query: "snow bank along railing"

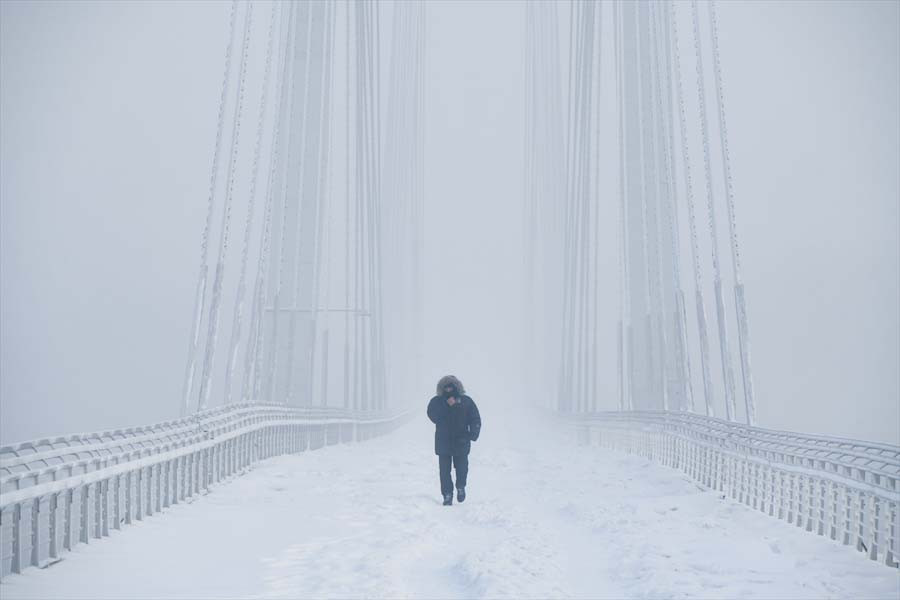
(0, 404), (412, 579)
(565, 410), (900, 567)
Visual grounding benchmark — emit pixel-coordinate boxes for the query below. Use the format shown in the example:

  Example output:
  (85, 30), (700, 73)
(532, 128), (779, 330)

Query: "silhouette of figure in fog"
(427, 375), (482, 505)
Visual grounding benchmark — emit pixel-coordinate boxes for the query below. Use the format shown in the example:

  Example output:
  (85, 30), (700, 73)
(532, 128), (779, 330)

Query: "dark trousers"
(438, 454), (468, 495)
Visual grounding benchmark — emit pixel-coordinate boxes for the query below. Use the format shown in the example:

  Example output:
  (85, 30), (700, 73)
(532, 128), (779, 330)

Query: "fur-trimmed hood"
(436, 374), (465, 395)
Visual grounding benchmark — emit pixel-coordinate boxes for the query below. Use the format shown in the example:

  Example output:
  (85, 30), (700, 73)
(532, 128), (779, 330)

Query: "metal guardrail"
(562, 410), (900, 568)
(0, 404), (413, 579)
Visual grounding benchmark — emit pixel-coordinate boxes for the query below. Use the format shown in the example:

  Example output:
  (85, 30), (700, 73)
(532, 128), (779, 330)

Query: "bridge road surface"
(3, 408), (898, 599)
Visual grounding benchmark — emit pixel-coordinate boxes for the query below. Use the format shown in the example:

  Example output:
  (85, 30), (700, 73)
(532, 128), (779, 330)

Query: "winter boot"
(456, 487), (466, 503)
(442, 493), (453, 506)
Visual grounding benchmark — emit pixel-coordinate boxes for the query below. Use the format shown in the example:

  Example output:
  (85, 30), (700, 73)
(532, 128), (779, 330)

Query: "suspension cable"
(243, 0), (292, 405)
(708, 0), (756, 425)
(265, 1), (301, 404)
(670, 0), (714, 417)
(197, 0), (255, 413)
(180, 0), (238, 417)
(223, 0), (279, 406)
(691, 0), (737, 421)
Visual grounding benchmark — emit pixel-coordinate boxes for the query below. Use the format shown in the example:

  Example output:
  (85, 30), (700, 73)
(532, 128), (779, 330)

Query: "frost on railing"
(564, 410), (900, 568)
(0, 404), (412, 579)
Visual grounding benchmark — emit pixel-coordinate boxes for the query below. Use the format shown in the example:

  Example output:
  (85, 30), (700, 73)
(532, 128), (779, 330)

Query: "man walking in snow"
(427, 375), (482, 506)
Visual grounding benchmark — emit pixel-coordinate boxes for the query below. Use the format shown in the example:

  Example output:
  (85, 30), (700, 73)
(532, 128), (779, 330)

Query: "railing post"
(11, 503), (22, 574)
(843, 485), (853, 545)
(223, 439), (229, 476)
(817, 478), (826, 536)
(64, 489), (74, 551)
(210, 444), (217, 485)
(829, 480), (838, 540)
(114, 475), (121, 529)
(855, 489), (865, 551)
(135, 470), (143, 521)
(887, 501), (898, 566)
(148, 465), (155, 515)
(162, 461), (170, 508)
(125, 471), (133, 525)
(180, 454), (187, 500)
(93, 480), (102, 538)
(788, 473), (797, 524)
(80, 485), (90, 543)
(155, 463), (163, 510)
(48, 493), (59, 561)
(101, 479), (110, 537)
(754, 462), (762, 509)
(207, 446), (214, 488)
(187, 453), (194, 497)
(870, 495), (880, 561)
(805, 476), (814, 532)
(768, 467), (776, 517)
(30, 498), (40, 567)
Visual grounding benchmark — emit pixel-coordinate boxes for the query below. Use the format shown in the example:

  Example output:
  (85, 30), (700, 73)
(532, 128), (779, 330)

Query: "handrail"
(0, 404), (413, 579)
(0, 404), (352, 473)
(568, 411), (900, 489)
(561, 409), (900, 568)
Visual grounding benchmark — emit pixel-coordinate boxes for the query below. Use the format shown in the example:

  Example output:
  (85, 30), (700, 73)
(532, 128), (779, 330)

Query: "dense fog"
(1, 0), (897, 445)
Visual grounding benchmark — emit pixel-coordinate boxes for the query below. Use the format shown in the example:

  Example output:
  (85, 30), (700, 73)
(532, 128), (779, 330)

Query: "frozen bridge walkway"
(3, 410), (896, 600)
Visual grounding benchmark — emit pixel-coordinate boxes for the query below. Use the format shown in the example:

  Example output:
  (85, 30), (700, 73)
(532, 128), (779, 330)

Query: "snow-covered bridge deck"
(3, 411), (897, 600)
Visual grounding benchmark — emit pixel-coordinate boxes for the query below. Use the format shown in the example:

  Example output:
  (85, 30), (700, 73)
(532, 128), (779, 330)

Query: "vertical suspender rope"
(311, 0), (337, 408)
(284, 2), (315, 406)
(590, 3), (602, 413)
(382, 0), (403, 405)
(224, 1), (279, 406)
(243, 1), (291, 405)
(366, 0), (379, 411)
(301, 0), (328, 407)
(300, 1), (333, 408)
(365, 0), (385, 411)
(571, 0), (589, 412)
(524, 2), (535, 390)
(709, 0), (755, 425)
(645, 0), (669, 411)
(353, 2), (364, 411)
(415, 3), (426, 396)
(634, 0), (656, 411)
(343, 0), (352, 410)
(265, 2), (301, 405)
(558, 0), (576, 413)
(542, 0), (562, 409)
(197, 1), (255, 413)
(356, 0), (372, 410)
(651, 0), (691, 412)
(374, 2), (387, 411)
(671, 0), (714, 417)
(580, 1), (598, 412)
(578, 1), (596, 412)
(572, 0), (589, 412)
(571, 0), (585, 411)
(181, 0), (238, 418)
(357, 0), (366, 412)
(650, 1), (677, 409)
(657, 0), (694, 412)
(691, 0), (737, 421)
(615, 0), (630, 412)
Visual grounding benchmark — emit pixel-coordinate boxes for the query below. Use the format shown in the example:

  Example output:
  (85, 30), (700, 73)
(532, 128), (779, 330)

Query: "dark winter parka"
(427, 375), (482, 456)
